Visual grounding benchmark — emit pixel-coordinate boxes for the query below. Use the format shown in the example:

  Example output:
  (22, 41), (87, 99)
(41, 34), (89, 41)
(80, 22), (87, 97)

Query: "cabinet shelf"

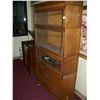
(40, 44), (63, 56)
(35, 24), (64, 32)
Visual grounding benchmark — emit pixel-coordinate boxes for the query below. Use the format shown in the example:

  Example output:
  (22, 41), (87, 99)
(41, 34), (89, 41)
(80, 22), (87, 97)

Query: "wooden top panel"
(34, 1), (65, 12)
(33, 1), (83, 12)
(65, 1), (83, 6)
(34, 1), (65, 8)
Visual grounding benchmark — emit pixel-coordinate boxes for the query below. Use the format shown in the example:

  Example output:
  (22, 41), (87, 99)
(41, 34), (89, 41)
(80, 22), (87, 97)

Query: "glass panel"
(41, 55), (61, 72)
(13, 1), (28, 37)
(35, 11), (63, 26)
(35, 28), (63, 56)
(35, 47), (62, 73)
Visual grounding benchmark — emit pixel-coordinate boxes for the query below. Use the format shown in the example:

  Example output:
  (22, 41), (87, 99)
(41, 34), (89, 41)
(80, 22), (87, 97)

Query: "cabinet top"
(33, 1), (83, 12)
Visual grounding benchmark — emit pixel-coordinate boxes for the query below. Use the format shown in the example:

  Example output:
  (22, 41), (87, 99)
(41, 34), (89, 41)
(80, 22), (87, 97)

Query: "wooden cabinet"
(22, 40), (35, 75)
(34, 1), (83, 100)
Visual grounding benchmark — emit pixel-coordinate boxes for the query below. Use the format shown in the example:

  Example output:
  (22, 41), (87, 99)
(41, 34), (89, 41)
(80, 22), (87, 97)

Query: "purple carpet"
(13, 59), (81, 100)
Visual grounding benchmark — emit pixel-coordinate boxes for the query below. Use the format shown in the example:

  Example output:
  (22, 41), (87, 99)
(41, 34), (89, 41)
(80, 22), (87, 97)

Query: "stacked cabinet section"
(34, 1), (83, 100)
(35, 10), (64, 56)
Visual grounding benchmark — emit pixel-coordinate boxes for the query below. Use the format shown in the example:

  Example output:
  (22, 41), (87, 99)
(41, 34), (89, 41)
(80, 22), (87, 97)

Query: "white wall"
(27, 1), (35, 40)
(13, 1), (34, 58)
(27, 1), (34, 31)
(13, 36), (28, 57)
(75, 57), (87, 97)
(75, 1), (87, 97)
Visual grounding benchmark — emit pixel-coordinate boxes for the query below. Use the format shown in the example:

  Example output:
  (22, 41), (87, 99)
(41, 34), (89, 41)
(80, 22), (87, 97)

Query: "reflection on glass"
(35, 11), (63, 26)
(35, 28), (63, 56)
(24, 17), (26, 21)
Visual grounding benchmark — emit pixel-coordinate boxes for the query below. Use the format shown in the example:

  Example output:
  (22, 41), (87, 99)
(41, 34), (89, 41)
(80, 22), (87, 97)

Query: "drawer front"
(36, 62), (45, 77)
(45, 67), (62, 91)
(36, 61), (62, 94)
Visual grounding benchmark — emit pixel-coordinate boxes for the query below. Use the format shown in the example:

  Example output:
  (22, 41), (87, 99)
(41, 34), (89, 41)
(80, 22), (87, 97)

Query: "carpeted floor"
(13, 59), (81, 100)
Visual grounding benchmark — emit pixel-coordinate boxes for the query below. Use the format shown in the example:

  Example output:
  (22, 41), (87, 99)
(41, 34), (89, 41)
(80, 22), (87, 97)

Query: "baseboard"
(75, 90), (87, 100)
(13, 56), (23, 60)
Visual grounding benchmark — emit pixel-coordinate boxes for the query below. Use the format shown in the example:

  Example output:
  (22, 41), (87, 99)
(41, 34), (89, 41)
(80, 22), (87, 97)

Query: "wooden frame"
(13, 1), (28, 37)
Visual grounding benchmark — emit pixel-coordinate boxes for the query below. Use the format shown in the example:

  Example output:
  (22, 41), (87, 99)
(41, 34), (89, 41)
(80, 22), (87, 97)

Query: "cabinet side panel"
(62, 56), (78, 74)
(29, 47), (36, 74)
(64, 29), (81, 57)
(65, 5), (83, 28)
(62, 73), (77, 100)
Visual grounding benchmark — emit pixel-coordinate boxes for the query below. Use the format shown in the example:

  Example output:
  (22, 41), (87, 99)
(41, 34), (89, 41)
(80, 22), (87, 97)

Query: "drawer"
(36, 61), (62, 94)
(44, 67), (62, 91)
(36, 61), (45, 77)
(36, 61), (51, 82)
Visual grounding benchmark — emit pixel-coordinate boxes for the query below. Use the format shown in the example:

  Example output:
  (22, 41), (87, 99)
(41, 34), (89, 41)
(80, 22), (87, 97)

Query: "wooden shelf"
(35, 24), (64, 32)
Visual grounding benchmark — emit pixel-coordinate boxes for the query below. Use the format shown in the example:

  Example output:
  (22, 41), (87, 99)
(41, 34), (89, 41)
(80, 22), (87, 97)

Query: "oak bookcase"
(34, 1), (83, 100)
